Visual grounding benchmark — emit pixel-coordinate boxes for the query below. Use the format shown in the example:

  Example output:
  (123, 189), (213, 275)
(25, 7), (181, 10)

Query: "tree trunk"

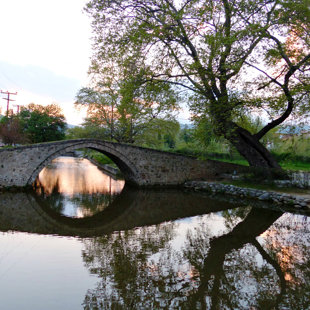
(227, 126), (282, 170)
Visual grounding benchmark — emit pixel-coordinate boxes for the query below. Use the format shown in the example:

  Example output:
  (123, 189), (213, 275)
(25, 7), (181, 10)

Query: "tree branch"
(252, 239), (286, 306)
(144, 77), (198, 93)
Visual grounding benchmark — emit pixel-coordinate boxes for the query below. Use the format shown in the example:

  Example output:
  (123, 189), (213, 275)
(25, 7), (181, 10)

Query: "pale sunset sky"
(0, 0), (190, 125)
(0, 0), (91, 125)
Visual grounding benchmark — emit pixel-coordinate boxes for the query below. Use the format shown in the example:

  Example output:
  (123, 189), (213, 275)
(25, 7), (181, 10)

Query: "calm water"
(0, 157), (309, 309)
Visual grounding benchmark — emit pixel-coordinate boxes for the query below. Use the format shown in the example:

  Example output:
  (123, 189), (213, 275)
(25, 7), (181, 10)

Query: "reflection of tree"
(182, 209), (310, 310)
(82, 223), (177, 309)
(81, 206), (310, 309)
(70, 193), (117, 216)
(181, 208), (284, 309)
(35, 178), (65, 214)
(36, 190), (118, 218)
(260, 215), (310, 310)
(220, 207), (252, 231)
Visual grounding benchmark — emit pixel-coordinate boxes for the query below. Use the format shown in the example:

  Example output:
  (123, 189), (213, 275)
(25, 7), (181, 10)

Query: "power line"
(1, 90), (18, 116)
(0, 70), (23, 90)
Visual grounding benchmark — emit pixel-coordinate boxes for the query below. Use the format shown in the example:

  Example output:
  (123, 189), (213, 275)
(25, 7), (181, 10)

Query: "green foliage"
(19, 104), (66, 143)
(271, 135), (310, 158)
(135, 118), (180, 149)
(75, 148), (117, 167)
(192, 118), (214, 148)
(179, 125), (194, 144)
(90, 152), (114, 166)
(66, 124), (110, 140)
(174, 116), (310, 171)
(76, 58), (179, 144)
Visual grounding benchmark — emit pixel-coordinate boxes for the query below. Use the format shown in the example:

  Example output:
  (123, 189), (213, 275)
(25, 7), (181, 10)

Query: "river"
(0, 157), (309, 309)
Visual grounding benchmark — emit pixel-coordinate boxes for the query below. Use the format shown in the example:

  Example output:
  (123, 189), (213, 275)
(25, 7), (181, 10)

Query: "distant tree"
(66, 123), (110, 140)
(135, 118), (180, 148)
(179, 125), (195, 145)
(19, 103), (67, 143)
(191, 118), (216, 149)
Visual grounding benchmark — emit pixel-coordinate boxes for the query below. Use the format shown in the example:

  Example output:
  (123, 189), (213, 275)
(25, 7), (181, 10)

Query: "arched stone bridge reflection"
(0, 188), (261, 237)
(0, 139), (246, 188)
(0, 187), (308, 238)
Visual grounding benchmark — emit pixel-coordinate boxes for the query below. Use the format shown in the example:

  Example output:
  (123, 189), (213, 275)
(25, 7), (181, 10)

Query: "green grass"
(207, 157), (310, 172)
(279, 161), (310, 171)
(208, 157), (249, 166)
(90, 152), (119, 168)
(173, 144), (310, 171)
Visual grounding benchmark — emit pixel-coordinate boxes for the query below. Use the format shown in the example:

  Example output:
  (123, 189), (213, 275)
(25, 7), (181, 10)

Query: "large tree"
(84, 0), (310, 170)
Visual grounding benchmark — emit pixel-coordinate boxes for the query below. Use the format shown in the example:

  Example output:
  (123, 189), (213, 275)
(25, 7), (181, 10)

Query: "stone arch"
(27, 140), (140, 186)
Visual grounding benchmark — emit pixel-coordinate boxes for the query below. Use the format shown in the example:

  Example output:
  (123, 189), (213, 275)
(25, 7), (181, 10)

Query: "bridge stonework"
(0, 139), (247, 188)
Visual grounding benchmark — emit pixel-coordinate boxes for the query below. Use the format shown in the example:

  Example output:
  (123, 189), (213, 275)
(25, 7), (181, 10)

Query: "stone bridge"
(0, 139), (247, 188)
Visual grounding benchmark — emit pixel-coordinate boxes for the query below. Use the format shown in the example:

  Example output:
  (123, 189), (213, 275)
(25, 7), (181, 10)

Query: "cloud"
(0, 61), (88, 125)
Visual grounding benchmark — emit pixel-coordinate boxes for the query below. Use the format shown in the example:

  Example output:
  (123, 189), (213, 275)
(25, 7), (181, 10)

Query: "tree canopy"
(19, 103), (67, 143)
(76, 65), (179, 144)
(85, 0), (310, 170)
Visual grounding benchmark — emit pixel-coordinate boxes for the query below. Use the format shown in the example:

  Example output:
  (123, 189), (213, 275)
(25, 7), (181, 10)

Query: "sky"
(0, 0), (191, 125)
(0, 0), (92, 125)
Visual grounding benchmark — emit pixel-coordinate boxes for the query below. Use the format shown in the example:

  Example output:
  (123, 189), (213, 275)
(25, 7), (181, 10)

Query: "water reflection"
(0, 162), (309, 309)
(0, 188), (248, 237)
(81, 208), (310, 310)
(34, 157), (125, 218)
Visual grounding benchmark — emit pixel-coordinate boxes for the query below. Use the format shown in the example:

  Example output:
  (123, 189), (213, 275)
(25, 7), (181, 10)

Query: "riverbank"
(184, 180), (310, 210)
(87, 157), (122, 178)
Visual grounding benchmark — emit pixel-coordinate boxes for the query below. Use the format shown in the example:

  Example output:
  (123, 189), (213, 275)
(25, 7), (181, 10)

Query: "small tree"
(0, 116), (28, 145)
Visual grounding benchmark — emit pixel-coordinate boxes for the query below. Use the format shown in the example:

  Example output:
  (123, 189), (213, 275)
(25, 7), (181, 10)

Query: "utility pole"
(1, 90), (18, 116)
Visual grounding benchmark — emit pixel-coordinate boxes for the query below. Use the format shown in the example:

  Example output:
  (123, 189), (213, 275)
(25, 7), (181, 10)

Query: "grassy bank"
(87, 151), (119, 169)
(172, 147), (310, 171)
(210, 157), (310, 171)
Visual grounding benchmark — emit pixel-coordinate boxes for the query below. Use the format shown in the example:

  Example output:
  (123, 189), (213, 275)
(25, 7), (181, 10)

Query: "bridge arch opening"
(27, 141), (140, 187)
(32, 149), (134, 218)
(28, 141), (142, 219)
